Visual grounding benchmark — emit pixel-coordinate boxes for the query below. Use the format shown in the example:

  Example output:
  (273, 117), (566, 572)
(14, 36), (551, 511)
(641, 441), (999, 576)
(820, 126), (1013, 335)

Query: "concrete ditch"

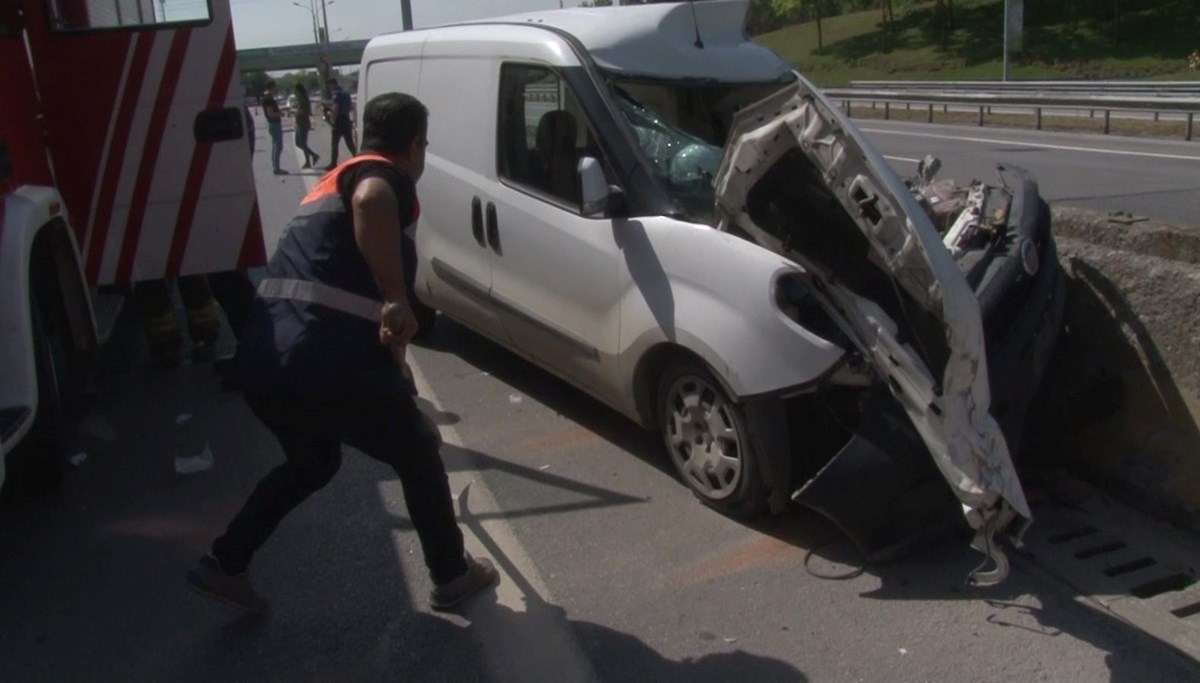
(1032, 207), (1200, 533)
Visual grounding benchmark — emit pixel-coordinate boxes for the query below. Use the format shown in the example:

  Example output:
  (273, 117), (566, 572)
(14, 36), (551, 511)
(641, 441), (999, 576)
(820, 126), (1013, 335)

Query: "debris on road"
(68, 452), (87, 467)
(174, 443), (214, 475)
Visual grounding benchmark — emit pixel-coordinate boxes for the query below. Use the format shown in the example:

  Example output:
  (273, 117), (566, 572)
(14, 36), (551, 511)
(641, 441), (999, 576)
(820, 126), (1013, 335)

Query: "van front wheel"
(657, 358), (767, 519)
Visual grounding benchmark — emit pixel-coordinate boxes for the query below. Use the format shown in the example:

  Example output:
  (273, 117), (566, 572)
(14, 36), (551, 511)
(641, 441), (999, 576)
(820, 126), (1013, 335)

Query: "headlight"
(1019, 238), (1040, 277)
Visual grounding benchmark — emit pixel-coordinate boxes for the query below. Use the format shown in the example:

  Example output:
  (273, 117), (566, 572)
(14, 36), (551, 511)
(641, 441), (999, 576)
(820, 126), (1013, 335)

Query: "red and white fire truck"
(0, 0), (263, 488)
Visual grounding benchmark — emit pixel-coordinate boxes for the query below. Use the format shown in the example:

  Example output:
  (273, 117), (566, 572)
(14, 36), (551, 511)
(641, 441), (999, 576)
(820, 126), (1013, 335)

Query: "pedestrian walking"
(186, 93), (498, 613)
(292, 83), (320, 169)
(325, 77), (357, 169)
(263, 80), (287, 175)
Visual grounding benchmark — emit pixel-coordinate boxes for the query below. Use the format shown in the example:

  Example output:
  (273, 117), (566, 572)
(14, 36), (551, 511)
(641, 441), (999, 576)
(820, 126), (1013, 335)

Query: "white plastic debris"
(538, 464), (550, 471)
(69, 452), (88, 467)
(723, 637), (738, 644)
(508, 395), (523, 404)
(898, 648), (908, 656)
(174, 442), (214, 474)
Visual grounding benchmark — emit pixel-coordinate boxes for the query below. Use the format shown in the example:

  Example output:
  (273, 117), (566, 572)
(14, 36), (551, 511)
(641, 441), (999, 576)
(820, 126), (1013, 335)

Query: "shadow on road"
(415, 313), (1199, 680)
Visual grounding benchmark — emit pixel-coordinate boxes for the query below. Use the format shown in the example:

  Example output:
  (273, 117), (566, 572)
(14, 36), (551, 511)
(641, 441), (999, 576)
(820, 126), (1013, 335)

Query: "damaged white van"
(359, 0), (1064, 582)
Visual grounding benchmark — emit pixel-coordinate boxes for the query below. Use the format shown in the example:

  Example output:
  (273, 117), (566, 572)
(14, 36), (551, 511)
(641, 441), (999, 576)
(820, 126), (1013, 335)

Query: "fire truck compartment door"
(22, 0), (264, 286)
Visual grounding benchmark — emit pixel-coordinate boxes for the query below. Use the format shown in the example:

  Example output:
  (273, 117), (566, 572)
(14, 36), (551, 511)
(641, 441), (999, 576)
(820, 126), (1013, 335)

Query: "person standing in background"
(293, 83), (320, 170)
(263, 80), (287, 176)
(325, 77), (357, 169)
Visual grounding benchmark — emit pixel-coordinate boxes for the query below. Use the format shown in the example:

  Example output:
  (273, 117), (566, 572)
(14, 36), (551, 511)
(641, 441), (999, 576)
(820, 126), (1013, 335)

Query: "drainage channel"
(1015, 475), (1200, 664)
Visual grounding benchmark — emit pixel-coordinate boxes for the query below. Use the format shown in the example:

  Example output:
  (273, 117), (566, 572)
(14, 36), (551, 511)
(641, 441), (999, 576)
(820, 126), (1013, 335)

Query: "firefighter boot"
(179, 275), (222, 362)
(136, 280), (184, 368)
(185, 299), (223, 363)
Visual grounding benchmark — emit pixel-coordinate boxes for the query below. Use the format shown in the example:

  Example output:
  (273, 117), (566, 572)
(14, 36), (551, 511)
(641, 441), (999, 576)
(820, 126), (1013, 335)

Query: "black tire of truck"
(6, 297), (67, 497)
(656, 357), (768, 519)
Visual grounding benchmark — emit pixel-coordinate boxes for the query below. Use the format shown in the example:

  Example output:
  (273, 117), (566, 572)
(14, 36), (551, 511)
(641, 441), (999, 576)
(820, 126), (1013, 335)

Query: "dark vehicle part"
(793, 389), (960, 563)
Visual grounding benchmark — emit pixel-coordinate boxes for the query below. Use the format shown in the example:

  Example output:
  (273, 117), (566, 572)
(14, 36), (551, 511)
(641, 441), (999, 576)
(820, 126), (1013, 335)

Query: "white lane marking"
(407, 361), (599, 683)
(860, 127), (1200, 162)
(884, 155), (921, 164)
(300, 154), (594, 681)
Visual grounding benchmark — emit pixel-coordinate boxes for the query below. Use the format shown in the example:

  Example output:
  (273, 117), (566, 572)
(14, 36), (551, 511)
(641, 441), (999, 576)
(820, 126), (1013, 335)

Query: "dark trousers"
(329, 119), (357, 164)
(294, 125), (318, 166)
(269, 122), (283, 171)
(206, 269), (256, 340)
(212, 389), (468, 584)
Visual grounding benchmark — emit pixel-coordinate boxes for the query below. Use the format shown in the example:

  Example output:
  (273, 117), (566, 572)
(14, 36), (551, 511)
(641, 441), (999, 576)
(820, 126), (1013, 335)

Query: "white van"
(359, 0), (1064, 575)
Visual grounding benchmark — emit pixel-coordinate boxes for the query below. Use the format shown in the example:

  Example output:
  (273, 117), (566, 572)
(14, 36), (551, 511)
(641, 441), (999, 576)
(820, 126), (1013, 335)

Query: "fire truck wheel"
(5, 300), (65, 497)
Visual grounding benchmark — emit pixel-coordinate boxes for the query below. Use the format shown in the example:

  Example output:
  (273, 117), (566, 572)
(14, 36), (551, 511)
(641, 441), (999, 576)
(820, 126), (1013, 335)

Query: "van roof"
(466, 0), (791, 83)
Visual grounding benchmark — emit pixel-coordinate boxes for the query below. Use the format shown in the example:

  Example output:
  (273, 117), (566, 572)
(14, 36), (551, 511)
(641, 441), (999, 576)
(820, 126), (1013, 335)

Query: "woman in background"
(293, 83), (320, 169)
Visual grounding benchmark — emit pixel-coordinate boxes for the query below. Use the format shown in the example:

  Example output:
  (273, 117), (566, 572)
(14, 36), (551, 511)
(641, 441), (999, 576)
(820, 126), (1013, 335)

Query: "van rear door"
(22, 0), (264, 286)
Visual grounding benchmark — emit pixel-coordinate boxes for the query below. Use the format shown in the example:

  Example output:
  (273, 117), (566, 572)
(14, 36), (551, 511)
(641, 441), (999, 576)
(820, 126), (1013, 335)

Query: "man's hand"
(380, 301), (419, 347)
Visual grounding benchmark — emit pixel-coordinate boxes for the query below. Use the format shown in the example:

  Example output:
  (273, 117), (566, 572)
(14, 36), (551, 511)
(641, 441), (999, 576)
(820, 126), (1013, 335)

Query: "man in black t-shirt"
(325, 77), (358, 169)
(187, 93), (498, 614)
(262, 80), (287, 175)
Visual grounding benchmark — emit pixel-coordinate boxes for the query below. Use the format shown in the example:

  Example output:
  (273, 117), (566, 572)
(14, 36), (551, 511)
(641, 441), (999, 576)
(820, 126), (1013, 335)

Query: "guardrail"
(849, 80), (1200, 96)
(824, 88), (1200, 140)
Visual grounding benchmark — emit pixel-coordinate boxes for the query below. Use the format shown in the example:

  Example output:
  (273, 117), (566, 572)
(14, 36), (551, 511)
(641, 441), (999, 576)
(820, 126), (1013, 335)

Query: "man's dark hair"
(361, 93), (428, 155)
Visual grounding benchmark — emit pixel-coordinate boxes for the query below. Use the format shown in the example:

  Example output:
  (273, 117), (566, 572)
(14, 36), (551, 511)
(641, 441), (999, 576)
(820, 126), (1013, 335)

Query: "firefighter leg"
(178, 274), (223, 362)
(135, 279), (184, 367)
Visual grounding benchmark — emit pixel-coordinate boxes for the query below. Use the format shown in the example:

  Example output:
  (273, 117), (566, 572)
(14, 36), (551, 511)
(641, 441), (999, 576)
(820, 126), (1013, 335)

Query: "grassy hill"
(754, 0), (1200, 86)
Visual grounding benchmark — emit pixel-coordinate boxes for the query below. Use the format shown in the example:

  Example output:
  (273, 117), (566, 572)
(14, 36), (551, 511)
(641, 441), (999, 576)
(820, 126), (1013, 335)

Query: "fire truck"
(0, 0), (263, 489)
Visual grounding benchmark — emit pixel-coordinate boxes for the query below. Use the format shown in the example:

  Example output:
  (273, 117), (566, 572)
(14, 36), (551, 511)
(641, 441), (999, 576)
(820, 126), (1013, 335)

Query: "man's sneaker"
(430, 556), (499, 612)
(186, 555), (267, 613)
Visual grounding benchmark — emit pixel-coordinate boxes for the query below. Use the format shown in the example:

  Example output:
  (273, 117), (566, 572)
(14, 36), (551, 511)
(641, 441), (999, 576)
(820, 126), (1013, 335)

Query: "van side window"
(497, 64), (600, 210)
(47, 0), (211, 32)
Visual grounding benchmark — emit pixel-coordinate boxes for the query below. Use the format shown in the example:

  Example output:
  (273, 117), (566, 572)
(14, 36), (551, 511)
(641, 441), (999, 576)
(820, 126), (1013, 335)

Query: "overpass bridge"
(237, 39), (371, 72)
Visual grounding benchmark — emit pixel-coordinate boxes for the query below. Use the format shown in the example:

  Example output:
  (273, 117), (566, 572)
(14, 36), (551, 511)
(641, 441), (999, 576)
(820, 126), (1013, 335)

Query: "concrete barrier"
(1037, 207), (1200, 532)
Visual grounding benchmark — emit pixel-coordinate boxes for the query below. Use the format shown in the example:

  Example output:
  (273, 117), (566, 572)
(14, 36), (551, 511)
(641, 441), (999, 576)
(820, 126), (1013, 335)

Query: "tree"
(811, 0), (824, 54)
(242, 71), (270, 99)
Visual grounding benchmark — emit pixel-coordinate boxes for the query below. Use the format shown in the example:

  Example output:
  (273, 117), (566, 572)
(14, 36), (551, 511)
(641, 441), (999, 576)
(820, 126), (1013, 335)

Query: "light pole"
(320, 0), (332, 94)
(290, 0), (334, 94)
(291, 1), (319, 46)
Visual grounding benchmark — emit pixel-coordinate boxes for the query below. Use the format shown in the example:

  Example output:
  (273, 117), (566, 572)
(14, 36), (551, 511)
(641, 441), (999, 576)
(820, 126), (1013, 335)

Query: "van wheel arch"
(634, 344), (774, 518)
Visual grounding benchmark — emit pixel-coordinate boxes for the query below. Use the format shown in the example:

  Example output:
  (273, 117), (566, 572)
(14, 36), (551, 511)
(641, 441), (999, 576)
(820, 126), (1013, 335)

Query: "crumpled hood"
(712, 77), (1030, 580)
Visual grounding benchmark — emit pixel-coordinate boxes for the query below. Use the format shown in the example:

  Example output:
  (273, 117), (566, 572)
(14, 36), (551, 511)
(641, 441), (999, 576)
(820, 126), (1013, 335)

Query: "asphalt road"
(1, 113), (1198, 681)
(858, 119), (1200, 226)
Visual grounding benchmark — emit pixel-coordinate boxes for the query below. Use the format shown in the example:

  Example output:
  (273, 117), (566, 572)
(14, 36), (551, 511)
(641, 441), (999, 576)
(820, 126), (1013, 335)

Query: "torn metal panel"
(713, 77), (1030, 579)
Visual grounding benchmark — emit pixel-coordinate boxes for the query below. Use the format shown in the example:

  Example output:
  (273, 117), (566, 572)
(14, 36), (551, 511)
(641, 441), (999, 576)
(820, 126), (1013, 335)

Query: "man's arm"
(351, 177), (418, 346)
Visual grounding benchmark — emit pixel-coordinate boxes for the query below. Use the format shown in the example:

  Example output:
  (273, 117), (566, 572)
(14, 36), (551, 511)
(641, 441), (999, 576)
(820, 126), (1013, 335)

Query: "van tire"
(411, 297), (437, 340)
(656, 358), (767, 519)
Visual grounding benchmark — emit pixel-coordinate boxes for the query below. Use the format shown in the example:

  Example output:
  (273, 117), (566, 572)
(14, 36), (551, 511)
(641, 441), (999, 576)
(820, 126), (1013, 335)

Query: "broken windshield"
(608, 76), (795, 220)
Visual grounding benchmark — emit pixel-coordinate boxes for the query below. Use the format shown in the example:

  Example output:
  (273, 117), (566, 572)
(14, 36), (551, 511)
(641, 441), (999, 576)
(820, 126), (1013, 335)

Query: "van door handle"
(485, 202), (501, 254)
(471, 197), (485, 247)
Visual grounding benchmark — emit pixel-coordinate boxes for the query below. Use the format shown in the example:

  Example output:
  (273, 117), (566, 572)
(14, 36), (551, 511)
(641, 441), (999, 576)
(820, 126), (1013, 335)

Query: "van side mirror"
(579, 156), (614, 218)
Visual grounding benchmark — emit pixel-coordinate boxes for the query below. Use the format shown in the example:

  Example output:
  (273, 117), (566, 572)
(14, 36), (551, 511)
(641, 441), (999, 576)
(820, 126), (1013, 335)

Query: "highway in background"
(861, 119), (1200, 227)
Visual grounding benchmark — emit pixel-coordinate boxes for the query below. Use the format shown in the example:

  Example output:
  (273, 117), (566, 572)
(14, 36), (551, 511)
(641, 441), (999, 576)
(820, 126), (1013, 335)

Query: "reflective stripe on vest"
(257, 278), (381, 323)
